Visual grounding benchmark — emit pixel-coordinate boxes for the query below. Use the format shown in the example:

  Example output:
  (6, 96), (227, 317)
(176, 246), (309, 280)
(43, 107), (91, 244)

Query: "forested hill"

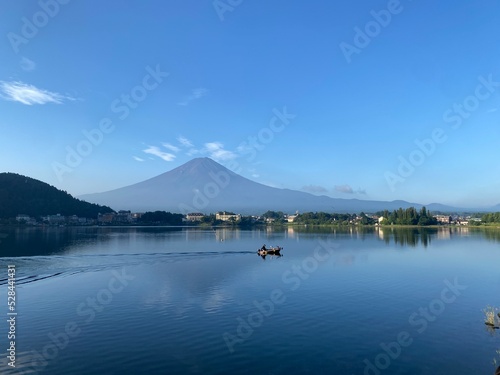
(0, 173), (114, 219)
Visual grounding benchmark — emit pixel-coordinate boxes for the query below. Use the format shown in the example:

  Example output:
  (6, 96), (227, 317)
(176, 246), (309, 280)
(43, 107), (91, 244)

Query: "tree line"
(379, 207), (437, 226)
(137, 211), (184, 225)
(480, 212), (500, 224)
(0, 172), (113, 219)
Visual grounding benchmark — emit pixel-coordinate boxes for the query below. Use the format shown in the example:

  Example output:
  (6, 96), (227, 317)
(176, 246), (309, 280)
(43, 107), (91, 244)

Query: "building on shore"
(186, 213), (204, 222)
(436, 215), (451, 224)
(216, 211), (241, 222)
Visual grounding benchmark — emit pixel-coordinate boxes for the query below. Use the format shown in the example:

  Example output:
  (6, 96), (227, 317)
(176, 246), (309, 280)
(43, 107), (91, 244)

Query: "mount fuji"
(78, 158), (463, 214)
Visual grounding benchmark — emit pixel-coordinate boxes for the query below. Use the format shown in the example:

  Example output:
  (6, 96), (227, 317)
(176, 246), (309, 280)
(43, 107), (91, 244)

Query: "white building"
(186, 213), (204, 222)
(216, 212), (241, 222)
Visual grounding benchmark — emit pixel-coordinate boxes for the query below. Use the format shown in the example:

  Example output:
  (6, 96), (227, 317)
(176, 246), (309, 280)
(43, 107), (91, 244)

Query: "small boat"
(257, 246), (283, 257)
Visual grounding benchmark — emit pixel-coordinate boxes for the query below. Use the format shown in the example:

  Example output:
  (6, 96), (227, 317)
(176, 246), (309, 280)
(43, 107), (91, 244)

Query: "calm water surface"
(1, 226), (500, 374)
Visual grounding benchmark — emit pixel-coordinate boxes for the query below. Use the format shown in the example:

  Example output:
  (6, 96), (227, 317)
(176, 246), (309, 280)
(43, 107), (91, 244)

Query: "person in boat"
(260, 244), (267, 251)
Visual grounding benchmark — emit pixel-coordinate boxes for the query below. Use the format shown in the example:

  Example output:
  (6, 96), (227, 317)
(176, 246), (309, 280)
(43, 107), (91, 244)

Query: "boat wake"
(0, 250), (256, 286)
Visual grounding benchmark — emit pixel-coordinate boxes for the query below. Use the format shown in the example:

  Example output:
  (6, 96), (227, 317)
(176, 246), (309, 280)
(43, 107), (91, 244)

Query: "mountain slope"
(79, 158), (436, 214)
(0, 173), (114, 219)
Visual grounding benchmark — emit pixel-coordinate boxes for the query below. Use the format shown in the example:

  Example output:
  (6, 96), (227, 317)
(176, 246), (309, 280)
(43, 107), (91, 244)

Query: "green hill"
(0, 173), (114, 219)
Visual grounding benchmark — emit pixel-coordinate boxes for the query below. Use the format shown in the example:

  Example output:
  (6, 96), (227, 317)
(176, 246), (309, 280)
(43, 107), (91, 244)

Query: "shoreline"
(2, 223), (500, 229)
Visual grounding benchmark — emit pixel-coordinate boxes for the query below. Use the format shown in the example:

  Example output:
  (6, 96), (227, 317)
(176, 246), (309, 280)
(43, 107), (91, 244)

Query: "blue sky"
(1, 0), (499, 208)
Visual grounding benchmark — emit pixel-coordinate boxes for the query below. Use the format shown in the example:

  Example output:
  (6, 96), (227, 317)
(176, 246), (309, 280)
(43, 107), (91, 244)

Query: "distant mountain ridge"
(78, 158), (489, 214)
(0, 173), (114, 219)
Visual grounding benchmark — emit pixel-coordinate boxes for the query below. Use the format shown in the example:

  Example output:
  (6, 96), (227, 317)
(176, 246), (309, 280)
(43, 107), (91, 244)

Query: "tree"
(138, 211), (183, 225)
(381, 206), (437, 226)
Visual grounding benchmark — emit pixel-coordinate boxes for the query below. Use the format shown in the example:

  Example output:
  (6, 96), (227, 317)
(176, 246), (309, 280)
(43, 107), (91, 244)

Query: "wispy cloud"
(143, 146), (176, 161)
(186, 148), (200, 157)
(177, 88), (208, 106)
(0, 81), (74, 105)
(202, 142), (237, 161)
(334, 184), (366, 195)
(20, 57), (36, 72)
(236, 142), (253, 154)
(177, 136), (200, 156)
(144, 136), (238, 163)
(133, 156), (145, 162)
(177, 136), (193, 148)
(162, 142), (180, 152)
(302, 185), (328, 194)
(486, 108), (498, 113)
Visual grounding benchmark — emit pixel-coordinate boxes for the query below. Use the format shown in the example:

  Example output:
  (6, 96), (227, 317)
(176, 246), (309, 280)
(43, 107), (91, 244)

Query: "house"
(131, 213), (143, 222)
(115, 210), (132, 223)
(16, 214), (31, 222)
(68, 215), (80, 225)
(436, 215), (451, 224)
(46, 214), (66, 225)
(98, 213), (116, 224)
(216, 211), (241, 222)
(16, 214), (37, 225)
(186, 213), (204, 222)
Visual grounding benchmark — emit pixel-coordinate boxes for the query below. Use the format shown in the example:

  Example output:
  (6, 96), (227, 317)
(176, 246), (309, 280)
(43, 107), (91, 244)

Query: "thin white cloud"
(173, 136), (238, 161)
(202, 142), (237, 161)
(486, 108), (498, 113)
(143, 146), (176, 161)
(186, 148), (200, 156)
(177, 136), (194, 148)
(236, 142), (253, 154)
(162, 142), (180, 152)
(20, 57), (36, 72)
(133, 156), (145, 162)
(0, 81), (74, 105)
(177, 88), (208, 106)
(192, 88), (208, 99)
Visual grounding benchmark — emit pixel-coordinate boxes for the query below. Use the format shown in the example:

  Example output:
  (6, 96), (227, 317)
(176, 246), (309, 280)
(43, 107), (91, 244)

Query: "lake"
(1, 226), (500, 374)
